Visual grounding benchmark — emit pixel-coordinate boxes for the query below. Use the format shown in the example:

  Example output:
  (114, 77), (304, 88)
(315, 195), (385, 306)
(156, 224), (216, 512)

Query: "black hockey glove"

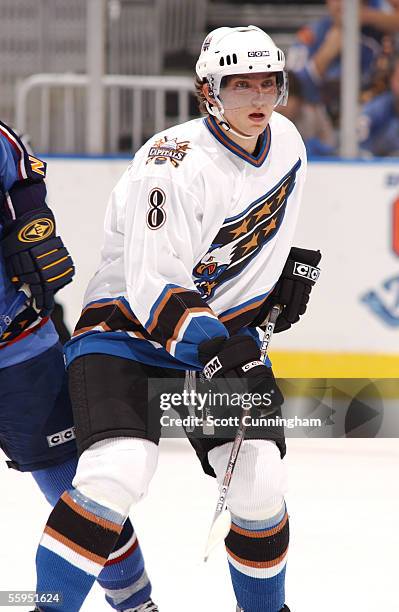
(2, 209), (75, 316)
(198, 335), (284, 412)
(254, 247), (321, 333)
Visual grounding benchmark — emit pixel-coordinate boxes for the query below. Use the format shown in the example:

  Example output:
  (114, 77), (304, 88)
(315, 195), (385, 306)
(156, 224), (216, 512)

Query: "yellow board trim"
(270, 350), (399, 378)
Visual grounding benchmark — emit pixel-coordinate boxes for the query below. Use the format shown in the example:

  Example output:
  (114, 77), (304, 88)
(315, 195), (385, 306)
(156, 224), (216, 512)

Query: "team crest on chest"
(146, 136), (190, 168)
(193, 159), (302, 299)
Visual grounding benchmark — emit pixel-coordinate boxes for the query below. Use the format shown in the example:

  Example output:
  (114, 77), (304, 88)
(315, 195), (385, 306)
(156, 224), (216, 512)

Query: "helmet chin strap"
(206, 100), (258, 141)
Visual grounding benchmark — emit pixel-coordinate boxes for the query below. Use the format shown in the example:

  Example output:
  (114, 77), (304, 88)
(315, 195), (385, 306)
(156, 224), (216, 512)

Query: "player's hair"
(194, 74), (243, 115)
(194, 75), (209, 115)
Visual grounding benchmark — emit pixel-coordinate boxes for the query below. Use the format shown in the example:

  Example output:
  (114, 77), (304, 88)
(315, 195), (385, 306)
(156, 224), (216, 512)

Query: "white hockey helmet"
(196, 25), (288, 109)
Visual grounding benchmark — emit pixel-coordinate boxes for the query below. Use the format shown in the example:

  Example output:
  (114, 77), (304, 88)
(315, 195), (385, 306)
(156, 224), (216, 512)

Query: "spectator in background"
(362, 33), (396, 101)
(359, 55), (399, 156)
(287, 0), (399, 122)
(278, 71), (336, 156)
(361, 0), (399, 40)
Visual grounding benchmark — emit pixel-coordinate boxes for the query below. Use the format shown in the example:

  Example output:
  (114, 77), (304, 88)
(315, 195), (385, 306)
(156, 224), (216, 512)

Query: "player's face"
(219, 73), (278, 137)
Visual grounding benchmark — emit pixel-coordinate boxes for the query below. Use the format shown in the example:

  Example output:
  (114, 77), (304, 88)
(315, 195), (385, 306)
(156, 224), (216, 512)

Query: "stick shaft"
(210, 304), (282, 523)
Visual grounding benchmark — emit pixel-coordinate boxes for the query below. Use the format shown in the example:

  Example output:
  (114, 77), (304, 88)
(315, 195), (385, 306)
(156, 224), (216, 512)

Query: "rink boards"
(44, 157), (399, 378)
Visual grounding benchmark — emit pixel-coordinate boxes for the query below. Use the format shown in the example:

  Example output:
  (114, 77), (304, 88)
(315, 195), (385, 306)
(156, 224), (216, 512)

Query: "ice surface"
(2, 438), (398, 612)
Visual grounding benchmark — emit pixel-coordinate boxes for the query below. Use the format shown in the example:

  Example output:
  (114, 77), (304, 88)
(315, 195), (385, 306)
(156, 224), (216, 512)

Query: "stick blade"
(203, 509), (232, 562)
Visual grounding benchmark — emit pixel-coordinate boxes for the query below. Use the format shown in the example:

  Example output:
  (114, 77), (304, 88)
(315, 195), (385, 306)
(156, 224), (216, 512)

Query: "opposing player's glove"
(254, 246), (321, 333)
(198, 335), (284, 412)
(2, 209), (75, 316)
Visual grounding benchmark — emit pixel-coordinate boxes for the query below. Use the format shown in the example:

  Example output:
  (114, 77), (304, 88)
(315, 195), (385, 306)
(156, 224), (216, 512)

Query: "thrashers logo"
(193, 159), (302, 299)
(146, 137), (190, 168)
(28, 155), (46, 176)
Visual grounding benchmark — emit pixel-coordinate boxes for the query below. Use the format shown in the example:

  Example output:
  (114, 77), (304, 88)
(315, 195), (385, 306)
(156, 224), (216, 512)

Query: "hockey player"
(0, 121), (158, 612)
(0, 119), (76, 476)
(34, 26), (321, 612)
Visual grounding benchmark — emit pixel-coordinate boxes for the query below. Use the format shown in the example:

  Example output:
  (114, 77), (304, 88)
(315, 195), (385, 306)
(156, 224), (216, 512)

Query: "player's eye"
(261, 80), (276, 90)
(234, 81), (250, 89)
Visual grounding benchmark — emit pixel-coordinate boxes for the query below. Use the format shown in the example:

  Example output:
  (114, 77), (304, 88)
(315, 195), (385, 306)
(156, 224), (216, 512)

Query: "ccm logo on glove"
(242, 360), (264, 373)
(253, 246), (322, 333)
(203, 356), (223, 379)
(293, 262), (320, 282)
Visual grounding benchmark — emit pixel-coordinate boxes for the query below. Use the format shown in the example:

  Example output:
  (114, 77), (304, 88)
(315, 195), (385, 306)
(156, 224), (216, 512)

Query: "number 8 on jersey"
(147, 187), (166, 230)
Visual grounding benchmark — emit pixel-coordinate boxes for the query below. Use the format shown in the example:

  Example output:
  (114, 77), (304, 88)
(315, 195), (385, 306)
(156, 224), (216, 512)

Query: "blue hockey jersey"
(0, 121), (57, 368)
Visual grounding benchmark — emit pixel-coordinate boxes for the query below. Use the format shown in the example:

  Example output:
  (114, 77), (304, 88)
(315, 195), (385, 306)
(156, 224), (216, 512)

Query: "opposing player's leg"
(34, 354), (168, 611)
(0, 345), (154, 611)
(32, 456), (153, 612)
(189, 419), (288, 612)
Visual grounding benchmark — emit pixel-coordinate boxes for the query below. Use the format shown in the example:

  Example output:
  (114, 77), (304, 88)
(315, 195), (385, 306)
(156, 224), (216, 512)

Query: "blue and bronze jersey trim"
(144, 284), (223, 354)
(71, 291), (228, 368)
(73, 297), (153, 341)
(204, 116), (271, 167)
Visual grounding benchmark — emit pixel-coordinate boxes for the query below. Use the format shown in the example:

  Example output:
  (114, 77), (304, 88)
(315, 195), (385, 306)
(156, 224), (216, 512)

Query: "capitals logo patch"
(193, 159), (302, 299)
(146, 137), (190, 168)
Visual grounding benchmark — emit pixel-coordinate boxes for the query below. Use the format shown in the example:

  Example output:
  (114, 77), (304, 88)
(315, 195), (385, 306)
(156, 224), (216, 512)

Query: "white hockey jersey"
(66, 113), (307, 370)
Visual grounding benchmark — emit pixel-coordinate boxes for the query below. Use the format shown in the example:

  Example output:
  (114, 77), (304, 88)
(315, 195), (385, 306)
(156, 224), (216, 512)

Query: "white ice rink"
(2, 438), (399, 612)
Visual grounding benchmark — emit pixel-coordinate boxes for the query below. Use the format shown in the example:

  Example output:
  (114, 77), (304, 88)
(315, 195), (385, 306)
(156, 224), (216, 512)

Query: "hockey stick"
(203, 304), (282, 561)
(0, 285), (31, 336)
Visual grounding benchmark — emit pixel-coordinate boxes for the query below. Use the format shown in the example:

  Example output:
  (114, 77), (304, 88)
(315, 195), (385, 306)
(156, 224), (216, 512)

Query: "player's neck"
(216, 120), (261, 154)
(234, 134), (258, 155)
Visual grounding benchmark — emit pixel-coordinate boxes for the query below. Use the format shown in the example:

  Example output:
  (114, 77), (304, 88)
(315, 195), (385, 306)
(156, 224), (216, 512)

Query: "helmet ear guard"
(276, 71), (289, 107)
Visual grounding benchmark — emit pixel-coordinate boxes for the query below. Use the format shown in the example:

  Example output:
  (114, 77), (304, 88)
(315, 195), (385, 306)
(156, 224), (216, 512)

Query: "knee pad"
(208, 439), (287, 521)
(72, 437), (159, 516)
